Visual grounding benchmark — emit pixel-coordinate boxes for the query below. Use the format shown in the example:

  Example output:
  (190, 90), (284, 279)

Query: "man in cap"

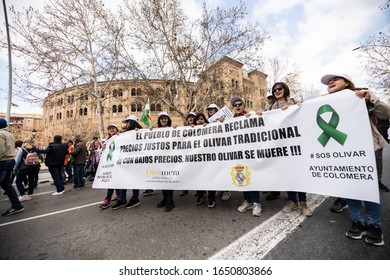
(70, 135), (88, 190)
(36, 135), (69, 195)
(0, 118), (24, 216)
(266, 90), (276, 108)
(206, 103), (219, 119)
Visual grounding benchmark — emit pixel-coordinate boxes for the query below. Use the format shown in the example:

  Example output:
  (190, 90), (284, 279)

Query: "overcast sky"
(0, 0), (389, 114)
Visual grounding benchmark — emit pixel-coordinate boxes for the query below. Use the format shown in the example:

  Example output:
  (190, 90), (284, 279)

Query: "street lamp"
(32, 128), (37, 138)
(2, 0), (13, 124)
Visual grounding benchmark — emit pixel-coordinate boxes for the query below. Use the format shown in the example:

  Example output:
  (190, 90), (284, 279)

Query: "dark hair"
(124, 119), (143, 131)
(15, 140), (23, 148)
(158, 115), (172, 127)
(272, 82), (290, 98)
(194, 113), (209, 124)
(67, 140), (74, 145)
(54, 135), (62, 142)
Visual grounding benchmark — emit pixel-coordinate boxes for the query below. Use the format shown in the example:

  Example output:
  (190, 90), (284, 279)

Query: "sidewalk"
(38, 164), (52, 184)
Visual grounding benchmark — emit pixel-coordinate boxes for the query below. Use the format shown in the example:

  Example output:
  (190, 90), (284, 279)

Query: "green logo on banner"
(316, 104), (348, 147)
(107, 141), (115, 161)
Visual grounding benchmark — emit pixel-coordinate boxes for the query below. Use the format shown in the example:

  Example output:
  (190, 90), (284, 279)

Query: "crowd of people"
(1, 73), (389, 247)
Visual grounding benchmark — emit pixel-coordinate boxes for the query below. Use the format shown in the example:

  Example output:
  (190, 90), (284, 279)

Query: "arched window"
(84, 108), (88, 115)
(137, 103), (142, 111)
(79, 108), (83, 116)
(70, 110), (73, 118)
(137, 88), (142, 96)
(118, 89), (123, 97)
(112, 105), (117, 113)
(113, 89), (117, 98)
(131, 88), (136, 96)
(150, 103), (156, 112)
(118, 105), (123, 113)
(131, 103), (136, 111)
(156, 104), (162, 111)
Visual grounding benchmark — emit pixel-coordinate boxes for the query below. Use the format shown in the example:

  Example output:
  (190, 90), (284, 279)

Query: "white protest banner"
(207, 105), (233, 123)
(93, 90), (379, 203)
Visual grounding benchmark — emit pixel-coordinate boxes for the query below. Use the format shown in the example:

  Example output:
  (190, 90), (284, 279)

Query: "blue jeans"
(346, 199), (382, 227)
(48, 165), (65, 192)
(16, 166), (40, 195)
(119, 189), (140, 202)
(243, 191), (260, 203)
(0, 160), (22, 208)
(375, 149), (383, 181)
(73, 164), (85, 188)
(65, 163), (73, 179)
(287, 191), (306, 203)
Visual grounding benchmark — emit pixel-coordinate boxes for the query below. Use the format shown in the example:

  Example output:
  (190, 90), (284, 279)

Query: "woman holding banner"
(154, 112), (176, 212)
(231, 96), (262, 217)
(207, 103), (232, 201)
(111, 115), (143, 210)
(178, 112), (197, 197)
(99, 124), (121, 209)
(321, 73), (390, 246)
(194, 112), (217, 208)
(269, 82), (313, 217)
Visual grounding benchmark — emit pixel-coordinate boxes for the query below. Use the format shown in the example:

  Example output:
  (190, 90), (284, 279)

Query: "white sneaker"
(238, 200), (252, 213)
(52, 191), (65, 196)
(252, 202), (262, 217)
(18, 194), (31, 202)
(221, 191), (231, 201)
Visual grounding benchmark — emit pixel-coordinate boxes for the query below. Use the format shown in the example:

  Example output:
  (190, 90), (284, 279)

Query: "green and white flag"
(140, 98), (151, 127)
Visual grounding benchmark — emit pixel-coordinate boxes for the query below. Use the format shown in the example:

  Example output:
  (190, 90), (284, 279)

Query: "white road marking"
(209, 194), (327, 260)
(0, 201), (101, 227)
(0, 190), (68, 202)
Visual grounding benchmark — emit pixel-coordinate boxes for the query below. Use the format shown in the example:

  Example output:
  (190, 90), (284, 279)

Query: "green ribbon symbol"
(107, 141), (115, 161)
(316, 104), (348, 147)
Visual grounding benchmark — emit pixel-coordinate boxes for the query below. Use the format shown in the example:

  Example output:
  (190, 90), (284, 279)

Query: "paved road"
(0, 146), (389, 260)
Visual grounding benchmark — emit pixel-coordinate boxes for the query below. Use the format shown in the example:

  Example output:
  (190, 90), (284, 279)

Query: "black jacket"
(37, 141), (68, 167)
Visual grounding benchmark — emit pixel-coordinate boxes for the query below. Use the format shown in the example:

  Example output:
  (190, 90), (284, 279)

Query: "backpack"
(23, 148), (40, 166)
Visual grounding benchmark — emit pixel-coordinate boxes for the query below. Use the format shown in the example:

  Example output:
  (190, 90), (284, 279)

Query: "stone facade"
(41, 56), (268, 145)
(0, 112), (44, 147)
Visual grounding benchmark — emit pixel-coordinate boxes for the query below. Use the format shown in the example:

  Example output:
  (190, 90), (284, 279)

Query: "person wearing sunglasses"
(268, 82), (313, 217)
(230, 96), (262, 217)
(321, 73), (390, 246)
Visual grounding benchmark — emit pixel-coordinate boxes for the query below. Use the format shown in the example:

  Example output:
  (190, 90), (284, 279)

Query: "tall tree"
(2, 0), (124, 139)
(119, 0), (269, 121)
(263, 57), (304, 100)
(355, 29), (390, 95)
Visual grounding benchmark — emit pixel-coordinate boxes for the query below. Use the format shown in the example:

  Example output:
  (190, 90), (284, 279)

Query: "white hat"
(158, 111), (170, 118)
(106, 123), (119, 130)
(122, 115), (138, 123)
(206, 103), (219, 110)
(266, 91), (274, 98)
(320, 73), (353, 85)
(187, 112), (196, 117)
